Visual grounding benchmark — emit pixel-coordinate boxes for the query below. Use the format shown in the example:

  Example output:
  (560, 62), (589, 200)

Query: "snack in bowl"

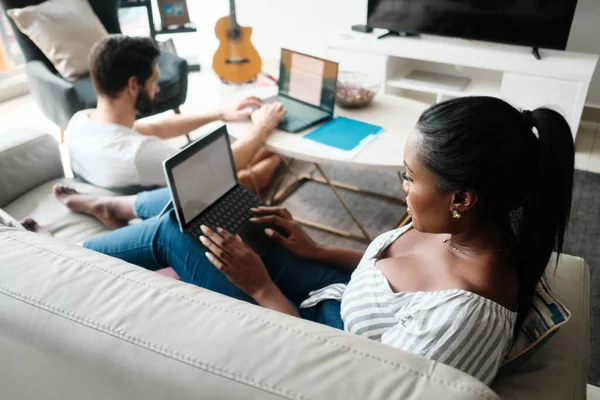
(335, 71), (379, 108)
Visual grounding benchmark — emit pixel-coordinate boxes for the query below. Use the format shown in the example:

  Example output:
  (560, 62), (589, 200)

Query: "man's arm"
(230, 125), (271, 171)
(230, 103), (285, 170)
(134, 96), (263, 140)
(134, 111), (222, 139)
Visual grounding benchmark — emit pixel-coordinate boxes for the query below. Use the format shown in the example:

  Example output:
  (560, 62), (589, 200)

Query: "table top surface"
(224, 86), (429, 171)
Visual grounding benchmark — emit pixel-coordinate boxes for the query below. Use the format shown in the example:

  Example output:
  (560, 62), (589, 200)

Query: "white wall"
(567, 0), (600, 107)
(178, 0), (600, 106)
(173, 0), (366, 63)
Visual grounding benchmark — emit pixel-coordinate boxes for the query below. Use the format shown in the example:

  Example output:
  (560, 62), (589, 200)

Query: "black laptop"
(264, 48), (338, 133)
(162, 125), (272, 254)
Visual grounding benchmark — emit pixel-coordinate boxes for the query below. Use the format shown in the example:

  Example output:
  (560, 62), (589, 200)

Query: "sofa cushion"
(3, 178), (114, 243)
(7, 0), (108, 80)
(499, 274), (570, 374)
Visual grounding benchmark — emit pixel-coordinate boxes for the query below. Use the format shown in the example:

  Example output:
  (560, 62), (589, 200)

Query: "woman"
(53, 96), (575, 385)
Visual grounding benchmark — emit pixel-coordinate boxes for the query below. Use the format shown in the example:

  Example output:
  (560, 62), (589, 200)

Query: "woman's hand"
(250, 207), (321, 259)
(199, 225), (273, 298)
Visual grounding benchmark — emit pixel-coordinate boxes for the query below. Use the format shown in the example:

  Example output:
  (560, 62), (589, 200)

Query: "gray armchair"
(1, 0), (188, 131)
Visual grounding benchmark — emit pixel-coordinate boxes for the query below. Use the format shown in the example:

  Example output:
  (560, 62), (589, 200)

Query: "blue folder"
(303, 117), (383, 151)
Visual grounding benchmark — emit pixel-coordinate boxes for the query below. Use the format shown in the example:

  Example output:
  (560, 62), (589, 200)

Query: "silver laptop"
(264, 48), (338, 133)
(162, 125), (272, 254)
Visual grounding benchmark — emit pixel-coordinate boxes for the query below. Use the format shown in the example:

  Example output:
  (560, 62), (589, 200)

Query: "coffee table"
(225, 86), (429, 243)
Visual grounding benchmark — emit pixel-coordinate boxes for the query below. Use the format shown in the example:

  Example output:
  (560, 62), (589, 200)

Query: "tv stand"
(327, 32), (599, 139)
(377, 30), (419, 40)
(531, 47), (541, 60)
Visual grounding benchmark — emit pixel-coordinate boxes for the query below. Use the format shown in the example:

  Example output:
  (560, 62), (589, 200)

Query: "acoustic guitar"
(213, 0), (262, 84)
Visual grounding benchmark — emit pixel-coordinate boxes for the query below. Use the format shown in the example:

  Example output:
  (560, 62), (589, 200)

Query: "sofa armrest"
(0, 129), (64, 207)
(492, 254), (590, 400)
(26, 61), (85, 129)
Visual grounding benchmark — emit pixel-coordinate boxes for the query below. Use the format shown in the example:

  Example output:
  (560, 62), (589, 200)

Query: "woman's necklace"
(443, 238), (510, 255)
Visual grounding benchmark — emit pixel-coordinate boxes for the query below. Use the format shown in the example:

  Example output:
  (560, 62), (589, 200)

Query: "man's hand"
(219, 96), (263, 122)
(251, 102), (286, 134)
(250, 207), (320, 259)
(200, 225), (273, 299)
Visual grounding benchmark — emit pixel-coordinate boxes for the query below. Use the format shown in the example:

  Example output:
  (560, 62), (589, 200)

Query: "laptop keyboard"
(280, 114), (299, 124)
(186, 185), (262, 239)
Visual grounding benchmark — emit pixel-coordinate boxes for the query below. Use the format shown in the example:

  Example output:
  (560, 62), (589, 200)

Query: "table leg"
(270, 169), (405, 206)
(266, 158), (297, 206)
(313, 163), (372, 242)
(292, 216), (370, 243)
(264, 161), (407, 244)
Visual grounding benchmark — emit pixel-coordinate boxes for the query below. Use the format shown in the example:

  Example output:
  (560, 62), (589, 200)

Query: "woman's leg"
(261, 245), (351, 306)
(54, 185), (172, 227)
(84, 210), (254, 302)
(84, 210), (349, 306)
(299, 300), (344, 329)
(133, 188), (172, 219)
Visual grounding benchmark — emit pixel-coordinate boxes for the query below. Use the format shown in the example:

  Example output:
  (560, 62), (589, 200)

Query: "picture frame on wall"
(157, 0), (191, 28)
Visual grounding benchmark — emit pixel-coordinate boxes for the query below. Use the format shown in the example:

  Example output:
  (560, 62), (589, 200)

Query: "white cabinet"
(500, 73), (583, 134)
(328, 31), (598, 139)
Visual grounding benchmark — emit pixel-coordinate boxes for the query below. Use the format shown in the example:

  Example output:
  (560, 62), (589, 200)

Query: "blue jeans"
(84, 188), (349, 329)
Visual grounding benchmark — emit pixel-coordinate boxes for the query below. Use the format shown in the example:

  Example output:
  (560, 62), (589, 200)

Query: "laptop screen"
(278, 49), (338, 114)
(167, 127), (237, 226)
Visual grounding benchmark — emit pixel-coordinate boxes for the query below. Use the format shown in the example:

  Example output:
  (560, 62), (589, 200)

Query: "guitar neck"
(229, 0), (239, 32)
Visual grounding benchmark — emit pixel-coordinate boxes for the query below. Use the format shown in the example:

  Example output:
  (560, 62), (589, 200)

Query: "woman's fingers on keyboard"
(250, 207), (293, 220)
(249, 215), (293, 232)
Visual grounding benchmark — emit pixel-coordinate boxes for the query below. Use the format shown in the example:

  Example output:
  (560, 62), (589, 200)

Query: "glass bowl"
(335, 71), (380, 108)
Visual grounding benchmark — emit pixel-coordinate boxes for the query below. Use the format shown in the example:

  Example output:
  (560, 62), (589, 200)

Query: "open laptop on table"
(264, 48), (338, 133)
(162, 125), (273, 254)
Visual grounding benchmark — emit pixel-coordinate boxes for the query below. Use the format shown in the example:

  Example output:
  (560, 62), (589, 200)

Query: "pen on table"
(261, 72), (279, 84)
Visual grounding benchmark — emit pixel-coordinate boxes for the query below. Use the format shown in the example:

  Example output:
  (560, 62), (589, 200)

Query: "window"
(0, 7), (25, 74)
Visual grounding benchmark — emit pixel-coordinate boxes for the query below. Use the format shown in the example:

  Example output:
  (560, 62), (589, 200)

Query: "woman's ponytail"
(513, 108), (575, 330)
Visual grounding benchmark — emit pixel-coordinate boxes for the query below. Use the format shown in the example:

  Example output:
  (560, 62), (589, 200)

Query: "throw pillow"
(499, 274), (570, 375)
(7, 0), (108, 80)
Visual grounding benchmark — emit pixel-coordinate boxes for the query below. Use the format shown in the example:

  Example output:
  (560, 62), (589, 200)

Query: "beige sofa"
(0, 129), (591, 399)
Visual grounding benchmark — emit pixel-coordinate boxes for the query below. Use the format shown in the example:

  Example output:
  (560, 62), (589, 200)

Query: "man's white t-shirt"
(66, 110), (178, 189)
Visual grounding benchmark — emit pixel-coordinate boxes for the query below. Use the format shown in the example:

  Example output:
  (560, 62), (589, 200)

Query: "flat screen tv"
(367, 0), (579, 50)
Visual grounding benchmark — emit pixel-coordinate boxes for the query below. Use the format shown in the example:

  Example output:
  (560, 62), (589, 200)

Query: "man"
(67, 34), (284, 192)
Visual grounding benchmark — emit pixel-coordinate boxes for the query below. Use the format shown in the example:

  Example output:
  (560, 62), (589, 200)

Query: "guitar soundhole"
(225, 58), (250, 65)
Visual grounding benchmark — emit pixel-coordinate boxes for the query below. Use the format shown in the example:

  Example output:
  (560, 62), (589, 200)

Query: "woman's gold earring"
(451, 208), (462, 219)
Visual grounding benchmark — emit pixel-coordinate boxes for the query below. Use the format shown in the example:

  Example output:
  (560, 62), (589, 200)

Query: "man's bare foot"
(20, 217), (53, 236)
(53, 184), (128, 230)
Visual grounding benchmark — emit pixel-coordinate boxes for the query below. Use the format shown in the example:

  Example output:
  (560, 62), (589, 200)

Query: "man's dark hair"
(89, 35), (160, 98)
